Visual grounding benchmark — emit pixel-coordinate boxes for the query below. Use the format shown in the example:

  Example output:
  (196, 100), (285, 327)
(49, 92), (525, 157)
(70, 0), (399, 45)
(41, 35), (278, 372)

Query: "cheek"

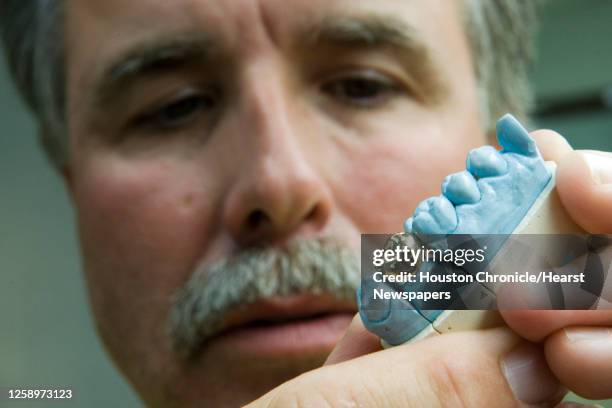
(73, 157), (219, 310)
(334, 124), (481, 233)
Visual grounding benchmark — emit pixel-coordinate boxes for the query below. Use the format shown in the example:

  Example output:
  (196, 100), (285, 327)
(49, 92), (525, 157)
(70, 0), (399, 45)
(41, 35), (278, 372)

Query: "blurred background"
(1, 0), (610, 406)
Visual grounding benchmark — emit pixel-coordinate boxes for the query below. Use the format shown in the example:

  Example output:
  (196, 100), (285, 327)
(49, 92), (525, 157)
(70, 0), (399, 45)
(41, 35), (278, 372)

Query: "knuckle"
(423, 338), (518, 408)
(425, 355), (471, 408)
(268, 369), (374, 408)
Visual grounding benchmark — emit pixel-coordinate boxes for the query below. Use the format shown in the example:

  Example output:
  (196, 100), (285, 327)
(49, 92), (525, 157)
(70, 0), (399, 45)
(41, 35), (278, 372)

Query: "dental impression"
(359, 114), (585, 346)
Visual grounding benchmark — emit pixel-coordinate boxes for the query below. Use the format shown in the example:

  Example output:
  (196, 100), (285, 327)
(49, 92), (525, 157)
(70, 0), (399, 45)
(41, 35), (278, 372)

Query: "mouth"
(210, 293), (356, 356)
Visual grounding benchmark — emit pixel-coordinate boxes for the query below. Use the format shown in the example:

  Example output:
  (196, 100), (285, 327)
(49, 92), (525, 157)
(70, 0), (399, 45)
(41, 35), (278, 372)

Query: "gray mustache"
(168, 238), (360, 359)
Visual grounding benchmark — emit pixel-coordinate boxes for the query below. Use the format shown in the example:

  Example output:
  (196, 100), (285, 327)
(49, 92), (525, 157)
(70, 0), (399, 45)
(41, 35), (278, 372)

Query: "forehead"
(65, 0), (458, 41)
(64, 0), (464, 82)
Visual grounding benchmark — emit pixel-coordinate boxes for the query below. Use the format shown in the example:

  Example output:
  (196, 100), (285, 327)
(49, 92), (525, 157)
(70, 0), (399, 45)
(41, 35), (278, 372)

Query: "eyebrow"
(91, 33), (214, 107)
(305, 14), (424, 49)
(301, 14), (445, 102)
(89, 14), (443, 109)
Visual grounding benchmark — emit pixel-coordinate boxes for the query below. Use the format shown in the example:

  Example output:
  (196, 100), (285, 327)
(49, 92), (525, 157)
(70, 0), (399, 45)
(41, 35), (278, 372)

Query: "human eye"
(320, 69), (403, 109)
(131, 87), (220, 133)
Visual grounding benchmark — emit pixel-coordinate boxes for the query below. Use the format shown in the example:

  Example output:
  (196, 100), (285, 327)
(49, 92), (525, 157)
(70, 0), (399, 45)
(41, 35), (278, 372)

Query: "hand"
(247, 317), (565, 407)
(247, 131), (612, 407)
(500, 130), (612, 400)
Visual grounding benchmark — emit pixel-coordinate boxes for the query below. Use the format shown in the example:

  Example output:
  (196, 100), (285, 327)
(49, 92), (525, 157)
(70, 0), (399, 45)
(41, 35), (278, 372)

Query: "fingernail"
(583, 152), (612, 185)
(565, 327), (612, 343)
(502, 342), (564, 405)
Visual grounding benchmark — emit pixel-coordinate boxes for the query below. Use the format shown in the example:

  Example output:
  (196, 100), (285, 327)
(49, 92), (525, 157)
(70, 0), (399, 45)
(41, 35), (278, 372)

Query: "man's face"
(64, 0), (485, 405)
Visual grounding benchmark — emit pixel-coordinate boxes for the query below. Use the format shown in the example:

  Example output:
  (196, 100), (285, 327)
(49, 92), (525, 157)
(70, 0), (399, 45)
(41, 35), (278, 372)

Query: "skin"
(58, 0), (612, 406)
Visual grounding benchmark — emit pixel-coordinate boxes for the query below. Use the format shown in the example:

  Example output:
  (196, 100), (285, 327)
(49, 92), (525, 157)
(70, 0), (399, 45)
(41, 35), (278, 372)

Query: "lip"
(210, 293), (356, 356)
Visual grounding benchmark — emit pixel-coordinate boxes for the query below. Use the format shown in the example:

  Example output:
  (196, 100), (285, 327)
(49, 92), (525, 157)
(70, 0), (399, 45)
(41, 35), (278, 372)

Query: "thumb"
(556, 150), (612, 233)
(247, 328), (566, 407)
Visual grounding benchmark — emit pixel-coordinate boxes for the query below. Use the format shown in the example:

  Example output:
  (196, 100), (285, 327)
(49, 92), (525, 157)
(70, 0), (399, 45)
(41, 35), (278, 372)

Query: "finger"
(545, 326), (612, 400)
(501, 309), (612, 342)
(324, 314), (382, 365)
(555, 402), (604, 408)
(556, 150), (612, 233)
(531, 129), (573, 162)
(249, 328), (566, 408)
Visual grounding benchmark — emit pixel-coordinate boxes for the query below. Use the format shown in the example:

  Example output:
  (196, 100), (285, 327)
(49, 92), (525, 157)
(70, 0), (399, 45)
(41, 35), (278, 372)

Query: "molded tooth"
(413, 196), (457, 235)
(404, 217), (414, 233)
(467, 146), (507, 178)
(358, 282), (391, 323)
(442, 171), (481, 205)
(496, 113), (538, 157)
(415, 200), (430, 212)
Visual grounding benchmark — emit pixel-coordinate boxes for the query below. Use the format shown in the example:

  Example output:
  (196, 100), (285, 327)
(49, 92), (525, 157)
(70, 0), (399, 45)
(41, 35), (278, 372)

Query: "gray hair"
(1, 0), (67, 167)
(0, 1), (539, 169)
(169, 238), (360, 359)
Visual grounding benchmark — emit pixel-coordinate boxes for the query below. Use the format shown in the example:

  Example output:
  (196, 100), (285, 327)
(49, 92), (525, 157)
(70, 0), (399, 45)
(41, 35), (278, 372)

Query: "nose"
(222, 70), (332, 246)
